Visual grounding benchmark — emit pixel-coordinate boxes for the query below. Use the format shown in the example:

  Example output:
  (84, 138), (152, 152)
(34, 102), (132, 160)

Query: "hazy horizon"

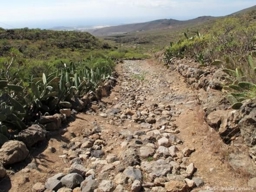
(0, 0), (255, 29)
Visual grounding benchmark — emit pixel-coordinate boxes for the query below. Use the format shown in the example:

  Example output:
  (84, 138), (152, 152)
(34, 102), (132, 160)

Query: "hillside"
(87, 16), (215, 36)
(102, 5), (256, 52)
(0, 28), (116, 79)
(0, 28), (109, 57)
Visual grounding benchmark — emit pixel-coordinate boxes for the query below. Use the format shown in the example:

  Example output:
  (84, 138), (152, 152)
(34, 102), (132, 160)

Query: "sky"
(0, 0), (255, 29)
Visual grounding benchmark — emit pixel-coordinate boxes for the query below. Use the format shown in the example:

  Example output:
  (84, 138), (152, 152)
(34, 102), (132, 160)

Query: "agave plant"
(224, 55), (256, 109)
(0, 79), (27, 146)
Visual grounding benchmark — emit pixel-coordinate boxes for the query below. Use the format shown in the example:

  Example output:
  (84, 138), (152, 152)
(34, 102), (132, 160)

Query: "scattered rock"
(157, 146), (169, 157)
(168, 134), (182, 145)
(206, 110), (228, 130)
(139, 146), (155, 158)
(40, 114), (63, 131)
(248, 177), (256, 188)
(123, 166), (142, 182)
(119, 130), (133, 138)
(72, 187), (81, 192)
(151, 186), (166, 192)
(0, 140), (29, 166)
(32, 182), (45, 192)
(99, 113), (108, 118)
(182, 147), (195, 157)
(158, 137), (171, 147)
(184, 178), (195, 188)
(229, 153), (256, 176)
(69, 163), (87, 177)
(114, 173), (127, 185)
(106, 154), (118, 163)
(70, 97), (85, 112)
(45, 178), (63, 191)
(101, 164), (115, 173)
(169, 146), (178, 157)
(239, 101), (256, 146)
(113, 184), (125, 192)
(16, 124), (46, 148)
(39, 115), (58, 124)
(131, 180), (142, 192)
(81, 178), (99, 192)
(98, 180), (114, 192)
(146, 117), (156, 124)
(186, 163), (196, 177)
(249, 146), (256, 163)
(60, 109), (72, 117)
(141, 159), (172, 178)
(121, 148), (140, 166)
(91, 150), (105, 158)
(60, 173), (84, 189)
(57, 187), (73, 192)
(165, 180), (188, 192)
(192, 177), (204, 187)
(45, 173), (64, 191)
(81, 140), (94, 148)
(107, 108), (121, 115)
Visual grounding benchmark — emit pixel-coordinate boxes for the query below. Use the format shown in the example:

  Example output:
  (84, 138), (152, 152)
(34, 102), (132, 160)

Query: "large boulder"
(208, 69), (230, 90)
(229, 152), (256, 176)
(206, 110), (229, 130)
(206, 109), (240, 144)
(0, 140), (29, 166)
(238, 99), (256, 147)
(16, 124), (46, 148)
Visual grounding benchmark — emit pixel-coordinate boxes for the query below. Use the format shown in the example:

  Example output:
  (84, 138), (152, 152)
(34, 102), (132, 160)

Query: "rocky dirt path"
(0, 60), (253, 192)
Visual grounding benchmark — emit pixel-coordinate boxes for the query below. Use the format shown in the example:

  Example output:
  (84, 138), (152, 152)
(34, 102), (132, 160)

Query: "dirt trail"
(0, 59), (252, 192)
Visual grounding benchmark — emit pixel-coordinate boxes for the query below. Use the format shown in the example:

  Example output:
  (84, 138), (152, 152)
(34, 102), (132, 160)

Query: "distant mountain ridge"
(50, 5), (256, 36)
(86, 16), (215, 36)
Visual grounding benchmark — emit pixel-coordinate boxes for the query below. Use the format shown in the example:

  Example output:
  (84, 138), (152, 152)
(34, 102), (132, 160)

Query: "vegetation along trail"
(1, 59), (253, 192)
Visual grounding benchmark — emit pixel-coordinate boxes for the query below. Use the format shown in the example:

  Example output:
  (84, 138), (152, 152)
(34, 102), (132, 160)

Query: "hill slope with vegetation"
(0, 28), (112, 77)
(0, 26), (150, 145)
(164, 9), (256, 106)
(0, 28), (118, 144)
